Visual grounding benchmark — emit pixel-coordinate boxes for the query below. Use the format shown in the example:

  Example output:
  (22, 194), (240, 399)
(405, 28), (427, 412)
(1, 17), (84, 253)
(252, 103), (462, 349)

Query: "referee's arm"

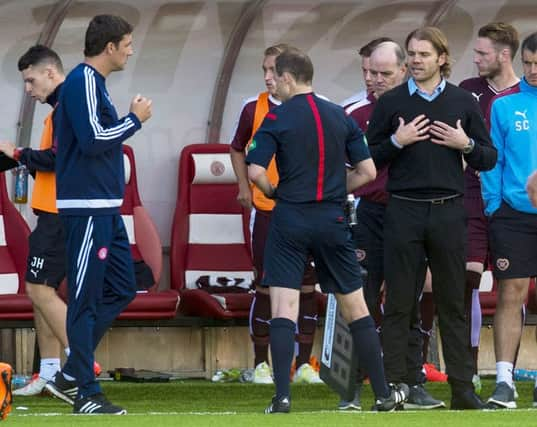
(245, 118), (278, 199)
(248, 164), (276, 199)
(345, 114), (376, 193)
(347, 159), (376, 193)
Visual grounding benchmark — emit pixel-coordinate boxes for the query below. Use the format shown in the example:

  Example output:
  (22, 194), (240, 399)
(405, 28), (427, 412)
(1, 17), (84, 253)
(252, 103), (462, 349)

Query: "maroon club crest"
(496, 258), (509, 271)
(355, 249), (366, 262)
(210, 161), (225, 177)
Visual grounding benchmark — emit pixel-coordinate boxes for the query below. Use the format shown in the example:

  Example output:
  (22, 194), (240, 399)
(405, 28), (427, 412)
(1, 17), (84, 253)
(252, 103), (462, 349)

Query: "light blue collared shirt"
(408, 77), (446, 102)
(391, 78), (448, 148)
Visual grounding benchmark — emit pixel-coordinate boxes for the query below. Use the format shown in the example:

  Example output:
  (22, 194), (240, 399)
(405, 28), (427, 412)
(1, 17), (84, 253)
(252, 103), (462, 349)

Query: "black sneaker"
(264, 395), (290, 414)
(487, 382), (516, 409)
(74, 393), (127, 415)
(338, 383), (362, 411)
(44, 372), (78, 405)
(373, 383), (409, 412)
(404, 384), (446, 410)
(451, 389), (487, 410)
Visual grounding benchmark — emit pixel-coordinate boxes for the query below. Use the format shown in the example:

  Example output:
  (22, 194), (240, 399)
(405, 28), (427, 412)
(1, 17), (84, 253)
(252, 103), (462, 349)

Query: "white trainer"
(13, 376), (47, 396)
(293, 363), (323, 384)
(253, 362), (273, 384)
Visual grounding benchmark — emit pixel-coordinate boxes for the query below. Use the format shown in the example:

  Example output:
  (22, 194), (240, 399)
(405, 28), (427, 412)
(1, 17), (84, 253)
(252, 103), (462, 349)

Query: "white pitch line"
(12, 408), (537, 417)
(13, 411), (239, 417)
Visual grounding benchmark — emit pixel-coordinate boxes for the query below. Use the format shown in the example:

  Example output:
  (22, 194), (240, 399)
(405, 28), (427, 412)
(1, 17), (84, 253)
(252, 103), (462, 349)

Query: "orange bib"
(247, 92), (278, 211)
(31, 111), (58, 213)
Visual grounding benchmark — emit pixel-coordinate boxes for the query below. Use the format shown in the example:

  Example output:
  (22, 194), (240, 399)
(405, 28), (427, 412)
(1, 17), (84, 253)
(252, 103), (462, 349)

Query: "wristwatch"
(462, 138), (475, 154)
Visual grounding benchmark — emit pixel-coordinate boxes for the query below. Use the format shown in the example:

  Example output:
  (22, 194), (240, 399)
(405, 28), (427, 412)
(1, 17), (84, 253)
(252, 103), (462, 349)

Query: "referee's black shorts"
(262, 201), (362, 294)
(25, 212), (66, 288)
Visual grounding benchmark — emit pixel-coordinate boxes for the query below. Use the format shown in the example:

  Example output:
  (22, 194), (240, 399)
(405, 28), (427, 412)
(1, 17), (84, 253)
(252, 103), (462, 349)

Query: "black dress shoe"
(451, 390), (487, 410)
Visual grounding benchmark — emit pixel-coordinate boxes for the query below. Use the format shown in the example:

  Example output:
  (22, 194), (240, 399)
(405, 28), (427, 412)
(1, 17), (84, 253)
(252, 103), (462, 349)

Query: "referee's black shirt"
(246, 92), (370, 204)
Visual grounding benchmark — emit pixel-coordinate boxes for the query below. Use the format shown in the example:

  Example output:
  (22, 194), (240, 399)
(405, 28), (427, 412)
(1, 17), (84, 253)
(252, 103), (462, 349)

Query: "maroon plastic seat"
(526, 278), (536, 314)
(116, 145), (179, 320)
(0, 171), (33, 320)
(170, 144), (254, 319)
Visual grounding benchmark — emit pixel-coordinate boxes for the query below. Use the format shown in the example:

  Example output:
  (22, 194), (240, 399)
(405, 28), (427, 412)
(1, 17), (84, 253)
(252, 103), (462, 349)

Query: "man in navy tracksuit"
(246, 47), (408, 414)
(46, 15), (152, 415)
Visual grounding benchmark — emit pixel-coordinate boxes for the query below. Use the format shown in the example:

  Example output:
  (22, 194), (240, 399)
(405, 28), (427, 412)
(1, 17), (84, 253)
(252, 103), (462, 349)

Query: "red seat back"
(120, 145), (162, 290)
(170, 143), (254, 296)
(0, 171), (30, 295)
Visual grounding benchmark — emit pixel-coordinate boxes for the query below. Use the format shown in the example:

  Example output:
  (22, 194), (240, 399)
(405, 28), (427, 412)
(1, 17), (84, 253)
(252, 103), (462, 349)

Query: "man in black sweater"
(366, 27), (497, 410)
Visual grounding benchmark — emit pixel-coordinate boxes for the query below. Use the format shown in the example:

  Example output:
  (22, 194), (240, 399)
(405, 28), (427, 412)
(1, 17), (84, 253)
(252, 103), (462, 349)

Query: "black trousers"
(354, 199), (426, 385)
(382, 196), (474, 388)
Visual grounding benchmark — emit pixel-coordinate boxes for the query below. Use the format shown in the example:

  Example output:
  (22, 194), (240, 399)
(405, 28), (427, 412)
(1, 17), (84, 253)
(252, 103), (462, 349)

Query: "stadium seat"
(170, 143), (254, 319)
(478, 270), (497, 317)
(116, 145), (179, 320)
(0, 171), (33, 320)
(525, 278), (536, 314)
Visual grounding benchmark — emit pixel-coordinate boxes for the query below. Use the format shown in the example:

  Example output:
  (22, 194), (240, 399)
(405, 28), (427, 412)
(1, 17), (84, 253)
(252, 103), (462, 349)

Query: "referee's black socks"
(349, 316), (390, 399)
(270, 317), (296, 399)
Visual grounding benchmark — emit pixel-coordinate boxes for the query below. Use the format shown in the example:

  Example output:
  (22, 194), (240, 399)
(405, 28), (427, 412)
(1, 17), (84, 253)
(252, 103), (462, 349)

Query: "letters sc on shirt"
(515, 110), (530, 132)
(515, 119), (530, 131)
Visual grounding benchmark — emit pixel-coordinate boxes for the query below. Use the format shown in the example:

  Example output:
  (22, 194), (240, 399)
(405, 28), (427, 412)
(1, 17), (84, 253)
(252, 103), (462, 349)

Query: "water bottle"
(11, 374), (29, 390)
(239, 368), (254, 383)
(514, 368), (537, 381)
(14, 165), (28, 204)
(345, 194), (357, 226)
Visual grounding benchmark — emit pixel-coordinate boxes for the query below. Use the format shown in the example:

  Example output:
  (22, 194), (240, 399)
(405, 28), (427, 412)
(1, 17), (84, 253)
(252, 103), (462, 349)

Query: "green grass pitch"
(8, 378), (537, 426)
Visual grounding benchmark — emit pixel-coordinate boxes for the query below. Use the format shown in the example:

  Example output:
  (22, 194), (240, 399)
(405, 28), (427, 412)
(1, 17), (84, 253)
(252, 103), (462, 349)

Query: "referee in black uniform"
(366, 27), (497, 409)
(246, 46), (408, 414)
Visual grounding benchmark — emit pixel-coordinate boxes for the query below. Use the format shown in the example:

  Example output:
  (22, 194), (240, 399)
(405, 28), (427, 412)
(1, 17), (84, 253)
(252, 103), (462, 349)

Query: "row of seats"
(0, 145), (179, 321)
(0, 143), (534, 322)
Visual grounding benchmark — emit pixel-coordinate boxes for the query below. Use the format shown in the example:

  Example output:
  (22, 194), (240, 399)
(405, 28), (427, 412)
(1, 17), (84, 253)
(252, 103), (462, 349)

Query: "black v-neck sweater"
(366, 81), (497, 199)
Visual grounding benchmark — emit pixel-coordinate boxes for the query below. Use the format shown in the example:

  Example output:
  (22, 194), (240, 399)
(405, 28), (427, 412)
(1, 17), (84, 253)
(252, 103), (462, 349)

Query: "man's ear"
(45, 66), (54, 79)
(106, 41), (116, 55)
(499, 47), (510, 64)
(281, 71), (293, 84)
(438, 52), (447, 67)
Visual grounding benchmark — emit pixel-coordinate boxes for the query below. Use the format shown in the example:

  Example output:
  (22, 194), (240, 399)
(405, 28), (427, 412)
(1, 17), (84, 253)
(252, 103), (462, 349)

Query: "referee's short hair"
(521, 32), (537, 53)
(275, 47), (313, 84)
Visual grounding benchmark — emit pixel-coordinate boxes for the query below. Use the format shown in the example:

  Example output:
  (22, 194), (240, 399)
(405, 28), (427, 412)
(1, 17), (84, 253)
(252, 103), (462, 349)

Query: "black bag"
(133, 260), (155, 290)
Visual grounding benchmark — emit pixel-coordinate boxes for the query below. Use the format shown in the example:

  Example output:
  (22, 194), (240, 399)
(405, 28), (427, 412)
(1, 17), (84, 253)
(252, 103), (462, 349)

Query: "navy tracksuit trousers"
(61, 214), (136, 398)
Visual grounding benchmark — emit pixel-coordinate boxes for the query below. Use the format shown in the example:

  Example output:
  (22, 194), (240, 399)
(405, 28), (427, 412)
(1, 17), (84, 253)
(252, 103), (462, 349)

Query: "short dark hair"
(275, 47), (314, 84)
(522, 32), (537, 53)
(358, 37), (394, 57)
(406, 27), (452, 78)
(18, 44), (63, 73)
(478, 22), (519, 60)
(84, 14), (133, 57)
